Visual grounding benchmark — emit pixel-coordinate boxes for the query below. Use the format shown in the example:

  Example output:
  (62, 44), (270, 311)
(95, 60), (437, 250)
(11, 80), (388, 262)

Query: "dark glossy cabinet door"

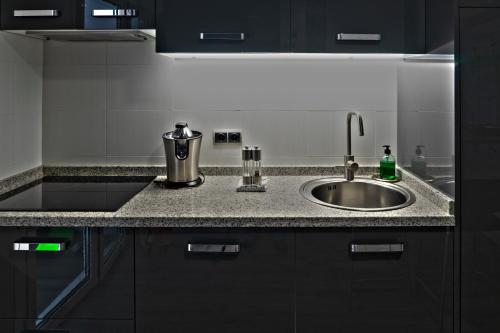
(348, 229), (453, 333)
(0, 0), (82, 30)
(291, 0), (405, 53)
(0, 319), (134, 333)
(458, 0), (500, 6)
(459, 7), (500, 333)
(136, 228), (295, 333)
(0, 227), (134, 321)
(296, 228), (453, 333)
(83, 0), (155, 30)
(295, 229), (352, 333)
(156, 0), (291, 52)
(426, 0), (455, 54)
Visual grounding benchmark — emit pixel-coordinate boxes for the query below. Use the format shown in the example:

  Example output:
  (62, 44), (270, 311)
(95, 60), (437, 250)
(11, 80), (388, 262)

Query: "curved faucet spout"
(346, 112), (364, 156)
(345, 112), (365, 181)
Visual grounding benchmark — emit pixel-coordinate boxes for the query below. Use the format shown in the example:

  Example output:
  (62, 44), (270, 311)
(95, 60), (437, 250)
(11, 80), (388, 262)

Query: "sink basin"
(300, 178), (416, 212)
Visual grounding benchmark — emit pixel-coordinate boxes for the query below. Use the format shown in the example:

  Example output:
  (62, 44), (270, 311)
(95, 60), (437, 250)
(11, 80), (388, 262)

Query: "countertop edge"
(0, 215), (455, 228)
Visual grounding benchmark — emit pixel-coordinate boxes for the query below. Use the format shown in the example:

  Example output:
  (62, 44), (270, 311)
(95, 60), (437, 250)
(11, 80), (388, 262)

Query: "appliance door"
(0, 227), (134, 323)
(11, 227), (93, 324)
(84, 0), (155, 29)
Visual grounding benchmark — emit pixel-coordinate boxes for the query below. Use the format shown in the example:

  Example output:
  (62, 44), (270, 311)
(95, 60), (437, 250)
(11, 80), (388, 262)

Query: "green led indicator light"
(35, 243), (61, 252)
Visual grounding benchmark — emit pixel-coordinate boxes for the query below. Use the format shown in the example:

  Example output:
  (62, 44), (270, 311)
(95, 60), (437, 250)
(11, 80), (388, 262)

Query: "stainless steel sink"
(300, 178), (416, 212)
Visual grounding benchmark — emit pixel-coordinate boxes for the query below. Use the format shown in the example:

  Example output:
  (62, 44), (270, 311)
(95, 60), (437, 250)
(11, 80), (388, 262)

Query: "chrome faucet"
(344, 112), (365, 181)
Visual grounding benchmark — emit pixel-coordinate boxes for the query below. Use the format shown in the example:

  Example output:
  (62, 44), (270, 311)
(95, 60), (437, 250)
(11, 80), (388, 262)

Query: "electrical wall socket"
(214, 130), (242, 144)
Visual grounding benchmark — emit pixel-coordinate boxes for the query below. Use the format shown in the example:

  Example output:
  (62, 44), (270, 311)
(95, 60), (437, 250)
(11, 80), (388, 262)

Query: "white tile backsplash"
(44, 41), (106, 66)
(397, 60), (455, 168)
(170, 58), (398, 112)
(0, 32), (43, 180)
(107, 41), (166, 65)
(39, 42), (453, 168)
(43, 109), (106, 160)
(107, 110), (170, 157)
(107, 65), (169, 111)
(43, 65), (106, 111)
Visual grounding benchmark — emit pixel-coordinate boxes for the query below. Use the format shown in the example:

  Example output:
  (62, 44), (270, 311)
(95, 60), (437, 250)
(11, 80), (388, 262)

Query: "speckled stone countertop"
(0, 167), (454, 228)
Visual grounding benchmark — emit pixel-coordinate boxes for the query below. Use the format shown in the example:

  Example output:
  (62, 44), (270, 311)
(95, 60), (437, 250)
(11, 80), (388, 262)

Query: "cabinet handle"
(350, 243), (404, 254)
(13, 10), (59, 17)
(21, 329), (70, 333)
(200, 33), (245, 41)
(336, 33), (382, 41)
(13, 239), (67, 252)
(92, 9), (137, 17)
(187, 244), (240, 253)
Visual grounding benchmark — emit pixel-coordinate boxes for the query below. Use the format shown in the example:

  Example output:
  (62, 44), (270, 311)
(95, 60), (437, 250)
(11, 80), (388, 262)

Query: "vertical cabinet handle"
(350, 243), (404, 254)
(92, 9), (137, 17)
(200, 33), (245, 41)
(13, 239), (67, 252)
(336, 33), (382, 41)
(187, 244), (240, 253)
(13, 10), (59, 17)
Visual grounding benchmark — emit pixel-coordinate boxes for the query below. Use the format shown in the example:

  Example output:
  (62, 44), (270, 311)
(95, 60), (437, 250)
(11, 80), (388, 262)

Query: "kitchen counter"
(0, 167), (454, 227)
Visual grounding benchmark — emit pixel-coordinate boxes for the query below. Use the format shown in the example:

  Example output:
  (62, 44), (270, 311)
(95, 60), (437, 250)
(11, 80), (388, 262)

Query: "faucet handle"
(347, 160), (359, 172)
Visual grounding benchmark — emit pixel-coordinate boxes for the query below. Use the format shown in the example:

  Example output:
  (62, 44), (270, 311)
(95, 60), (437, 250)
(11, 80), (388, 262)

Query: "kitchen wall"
(42, 41), (399, 167)
(397, 59), (455, 196)
(0, 32), (43, 180)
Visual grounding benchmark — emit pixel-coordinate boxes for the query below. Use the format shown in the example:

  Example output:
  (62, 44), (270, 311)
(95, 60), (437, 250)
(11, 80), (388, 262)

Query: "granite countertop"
(0, 167), (454, 228)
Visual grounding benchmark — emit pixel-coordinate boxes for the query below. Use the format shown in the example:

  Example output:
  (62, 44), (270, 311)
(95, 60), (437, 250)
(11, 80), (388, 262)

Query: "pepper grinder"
(253, 146), (262, 186)
(242, 146), (253, 186)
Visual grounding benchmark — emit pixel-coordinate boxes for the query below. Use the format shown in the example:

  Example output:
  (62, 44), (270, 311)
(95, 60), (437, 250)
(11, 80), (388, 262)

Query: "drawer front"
(1, 0), (81, 30)
(0, 228), (134, 320)
(348, 228), (453, 333)
(136, 228), (295, 333)
(156, 0), (290, 52)
(0, 319), (133, 333)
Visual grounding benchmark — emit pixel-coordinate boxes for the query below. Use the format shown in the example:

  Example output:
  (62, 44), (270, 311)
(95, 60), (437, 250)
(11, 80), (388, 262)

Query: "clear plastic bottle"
(411, 145), (427, 178)
(242, 146), (253, 185)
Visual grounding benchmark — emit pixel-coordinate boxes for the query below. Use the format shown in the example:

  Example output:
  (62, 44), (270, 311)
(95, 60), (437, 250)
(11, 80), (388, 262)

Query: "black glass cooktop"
(0, 176), (155, 212)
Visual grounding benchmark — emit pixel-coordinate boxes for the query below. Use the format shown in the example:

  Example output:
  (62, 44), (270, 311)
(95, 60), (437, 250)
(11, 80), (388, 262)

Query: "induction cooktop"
(0, 176), (155, 212)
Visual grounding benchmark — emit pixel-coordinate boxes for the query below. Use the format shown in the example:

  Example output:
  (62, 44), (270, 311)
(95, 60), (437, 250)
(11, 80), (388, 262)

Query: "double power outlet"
(213, 130), (242, 145)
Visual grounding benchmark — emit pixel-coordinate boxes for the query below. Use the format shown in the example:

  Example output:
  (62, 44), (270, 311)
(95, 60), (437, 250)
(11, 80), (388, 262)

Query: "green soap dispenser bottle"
(380, 145), (396, 180)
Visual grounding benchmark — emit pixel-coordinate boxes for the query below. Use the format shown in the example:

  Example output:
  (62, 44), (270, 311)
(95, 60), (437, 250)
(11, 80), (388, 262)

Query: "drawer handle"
(187, 244), (240, 253)
(13, 10), (59, 17)
(350, 243), (404, 254)
(21, 329), (70, 333)
(92, 9), (137, 17)
(336, 33), (382, 41)
(13, 239), (67, 252)
(200, 33), (245, 41)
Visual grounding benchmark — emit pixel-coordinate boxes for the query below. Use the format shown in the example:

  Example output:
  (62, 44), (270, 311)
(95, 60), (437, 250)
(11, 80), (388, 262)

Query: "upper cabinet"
(1, 0), (82, 30)
(156, 0), (431, 53)
(426, 0), (455, 54)
(83, 0), (155, 30)
(156, 0), (291, 52)
(0, 0), (155, 30)
(291, 0), (406, 53)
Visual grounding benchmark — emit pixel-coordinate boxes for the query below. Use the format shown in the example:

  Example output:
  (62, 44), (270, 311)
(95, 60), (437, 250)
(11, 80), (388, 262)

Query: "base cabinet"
(0, 319), (134, 333)
(296, 228), (453, 333)
(135, 228), (295, 333)
(0, 227), (453, 332)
